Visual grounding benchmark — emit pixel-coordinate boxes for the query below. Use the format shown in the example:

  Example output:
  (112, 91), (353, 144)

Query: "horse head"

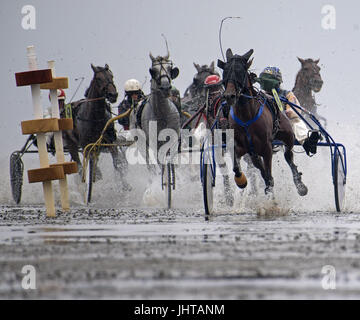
(90, 64), (118, 103)
(149, 53), (179, 97)
(191, 62), (219, 94)
(218, 48), (254, 106)
(297, 57), (323, 93)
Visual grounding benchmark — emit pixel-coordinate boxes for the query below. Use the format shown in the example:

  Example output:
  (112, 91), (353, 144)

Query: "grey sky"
(1, 0), (359, 154)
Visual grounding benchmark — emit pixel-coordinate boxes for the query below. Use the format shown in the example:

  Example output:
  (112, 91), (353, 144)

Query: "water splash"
(1, 121), (359, 213)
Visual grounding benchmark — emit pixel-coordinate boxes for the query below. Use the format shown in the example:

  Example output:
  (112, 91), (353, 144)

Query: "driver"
(203, 74), (230, 129)
(117, 79), (145, 130)
(257, 66), (321, 155)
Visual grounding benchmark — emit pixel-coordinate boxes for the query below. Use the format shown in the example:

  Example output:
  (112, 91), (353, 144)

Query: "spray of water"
(0, 121), (357, 214)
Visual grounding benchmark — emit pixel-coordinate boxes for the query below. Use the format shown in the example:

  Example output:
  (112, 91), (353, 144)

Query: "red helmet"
(204, 75), (221, 87)
(48, 89), (66, 101)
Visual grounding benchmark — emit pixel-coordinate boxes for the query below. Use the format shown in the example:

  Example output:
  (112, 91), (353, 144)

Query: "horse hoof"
(234, 172), (247, 189)
(264, 186), (273, 195)
(297, 183), (308, 196)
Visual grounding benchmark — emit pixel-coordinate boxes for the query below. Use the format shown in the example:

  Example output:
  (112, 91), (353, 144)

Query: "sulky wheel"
(84, 155), (95, 205)
(333, 149), (346, 212)
(201, 150), (215, 217)
(9, 152), (24, 204)
(162, 162), (172, 209)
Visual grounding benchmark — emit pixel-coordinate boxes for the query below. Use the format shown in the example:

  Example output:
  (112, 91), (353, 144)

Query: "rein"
(84, 97), (106, 102)
(76, 97), (110, 123)
(76, 68), (115, 123)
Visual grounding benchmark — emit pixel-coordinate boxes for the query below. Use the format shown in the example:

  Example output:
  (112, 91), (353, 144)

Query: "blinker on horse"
(218, 48), (308, 196)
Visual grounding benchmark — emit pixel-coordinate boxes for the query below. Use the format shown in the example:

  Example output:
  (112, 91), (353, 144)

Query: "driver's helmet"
(260, 66), (282, 82)
(258, 66), (282, 92)
(48, 89), (66, 101)
(204, 75), (223, 97)
(204, 75), (222, 88)
(124, 79), (141, 94)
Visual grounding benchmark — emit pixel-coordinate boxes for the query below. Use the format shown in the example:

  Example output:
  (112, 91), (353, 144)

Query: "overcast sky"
(1, 0), (359, 154)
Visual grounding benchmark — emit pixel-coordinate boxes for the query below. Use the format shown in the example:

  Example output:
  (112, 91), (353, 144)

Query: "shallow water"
(1, 204), (360, 299)
(1, 123), (359, 299)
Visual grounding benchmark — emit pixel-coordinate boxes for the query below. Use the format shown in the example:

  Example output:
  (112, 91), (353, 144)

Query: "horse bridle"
(77, 69), (115, 123)
(93, 68), (116, 99)
(223, 57), (250, 100)
(151, 60), (173, 86)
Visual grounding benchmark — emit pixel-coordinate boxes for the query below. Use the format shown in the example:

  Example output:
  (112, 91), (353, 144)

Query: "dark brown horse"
(218, 48), (307, 196)
(292, 57), (325, 126)
(64, 64), (128, 184)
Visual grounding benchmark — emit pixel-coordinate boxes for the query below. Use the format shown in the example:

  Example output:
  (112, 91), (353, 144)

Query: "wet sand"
(1, 205), (360, 299)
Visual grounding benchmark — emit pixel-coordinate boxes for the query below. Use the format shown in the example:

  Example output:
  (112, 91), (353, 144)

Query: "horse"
(129, 52), (180, 167)
(218, 48), (308, 196)
(65, 64), (128, 187)
(181, 62), (220, 115)
(292, 57), (325, 126)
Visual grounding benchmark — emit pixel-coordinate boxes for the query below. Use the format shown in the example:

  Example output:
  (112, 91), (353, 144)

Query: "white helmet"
(124, 79), (141, 92)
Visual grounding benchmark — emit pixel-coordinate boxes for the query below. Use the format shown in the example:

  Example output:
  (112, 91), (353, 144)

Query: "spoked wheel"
(333, 149), (346, 212)
(84, 155), (95, 204)
(201, 150), (215, 217)
(162, 162), (173, 209)
(9, 152), (24, 204)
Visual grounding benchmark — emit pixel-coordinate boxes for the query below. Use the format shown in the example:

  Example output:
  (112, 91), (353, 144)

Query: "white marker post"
(27, 46), (56, 217)
(47, 60), (70, 211)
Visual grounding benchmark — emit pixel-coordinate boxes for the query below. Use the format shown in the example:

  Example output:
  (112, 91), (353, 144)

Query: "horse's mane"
(84, 86), (90, 98)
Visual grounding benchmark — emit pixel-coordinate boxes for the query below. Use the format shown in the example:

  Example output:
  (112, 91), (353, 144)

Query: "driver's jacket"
(279, 89), (308, 144)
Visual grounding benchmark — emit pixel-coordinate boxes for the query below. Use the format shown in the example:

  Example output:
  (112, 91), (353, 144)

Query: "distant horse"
(130, 52), (180, 166)
(292, 57), (325, 126)
(66, 64), (126, 183)
(181, 62), (219, 114)
(218, 48), (308, 196)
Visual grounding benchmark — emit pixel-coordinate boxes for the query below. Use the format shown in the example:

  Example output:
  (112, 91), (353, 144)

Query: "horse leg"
(219, 162), (234, 206)
(70, 148), (83, 178)
(232, 147), (247, 189)
(110, 146), (132, 191)
(284, 147), (308, 196)
(276, 112), (308, 196)
(243, 153), (258, 195)
(250, 152), (274, 195)
(63, 131), (83, 175)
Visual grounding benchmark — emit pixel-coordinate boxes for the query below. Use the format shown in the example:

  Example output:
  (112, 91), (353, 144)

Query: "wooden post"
(47, 60), (70, 212)
(27, 46), (56, 217)
(15, 46), (78, 217)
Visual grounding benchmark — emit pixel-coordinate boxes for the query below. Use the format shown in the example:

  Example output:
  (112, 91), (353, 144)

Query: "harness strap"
(212, 97), (222, 118)
(230, 98), (265, 154)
